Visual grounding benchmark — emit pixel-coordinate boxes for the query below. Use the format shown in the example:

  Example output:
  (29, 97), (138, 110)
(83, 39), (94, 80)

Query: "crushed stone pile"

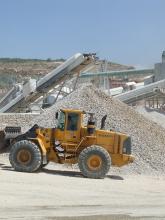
(26, 84), (165, 175)
(135, 105), (165, 129)
(0, 113), (38, 131)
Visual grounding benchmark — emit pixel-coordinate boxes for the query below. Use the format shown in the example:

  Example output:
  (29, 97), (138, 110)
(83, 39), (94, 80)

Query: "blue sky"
(0, 0), (165, 67)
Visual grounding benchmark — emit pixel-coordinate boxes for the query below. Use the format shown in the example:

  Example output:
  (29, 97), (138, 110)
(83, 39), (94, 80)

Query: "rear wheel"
(9, 140), (42, 172)
(78, 145), (111, 179)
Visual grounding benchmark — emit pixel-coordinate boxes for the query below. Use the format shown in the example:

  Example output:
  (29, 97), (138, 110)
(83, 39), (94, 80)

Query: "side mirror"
(55, 112), (58, 119)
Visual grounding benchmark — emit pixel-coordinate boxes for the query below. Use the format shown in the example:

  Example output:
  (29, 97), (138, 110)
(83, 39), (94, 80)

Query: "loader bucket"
(0, 127), (21, 153)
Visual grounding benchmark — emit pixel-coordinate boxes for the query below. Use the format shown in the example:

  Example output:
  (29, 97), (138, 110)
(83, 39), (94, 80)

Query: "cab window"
(57, 111), (65, 130)
(67, 113), (79, 131)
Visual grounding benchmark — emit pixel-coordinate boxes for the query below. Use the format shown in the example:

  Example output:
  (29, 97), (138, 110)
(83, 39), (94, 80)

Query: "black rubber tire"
(9, 140), (42, 172)
(78, 145), (111, 179)
(41, 162), (49, 168)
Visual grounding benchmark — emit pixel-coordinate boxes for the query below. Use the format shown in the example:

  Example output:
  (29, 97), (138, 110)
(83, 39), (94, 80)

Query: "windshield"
(67, 113), (79, 131)
(57, 111), (65, 130)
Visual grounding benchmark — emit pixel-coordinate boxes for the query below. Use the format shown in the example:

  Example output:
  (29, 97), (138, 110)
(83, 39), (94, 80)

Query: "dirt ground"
(0, 154), (165, 220)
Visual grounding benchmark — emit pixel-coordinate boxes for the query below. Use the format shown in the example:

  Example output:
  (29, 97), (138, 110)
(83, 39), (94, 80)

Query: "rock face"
(1, 85), (165, 175)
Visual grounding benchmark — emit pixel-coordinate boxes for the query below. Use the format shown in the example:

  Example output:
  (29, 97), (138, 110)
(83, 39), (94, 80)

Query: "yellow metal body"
(30, 109), (134, 166)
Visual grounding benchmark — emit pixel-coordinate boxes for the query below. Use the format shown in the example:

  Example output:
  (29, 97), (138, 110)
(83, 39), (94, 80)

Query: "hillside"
(0, 57), (134, 96)
(0, 58), (63, 90)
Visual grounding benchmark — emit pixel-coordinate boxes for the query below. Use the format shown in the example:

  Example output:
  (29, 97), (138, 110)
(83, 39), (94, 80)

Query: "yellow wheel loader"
(6, 109), (134, 178)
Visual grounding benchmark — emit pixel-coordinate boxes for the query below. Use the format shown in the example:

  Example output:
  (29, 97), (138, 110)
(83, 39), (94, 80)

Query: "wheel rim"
(17, 149), (32, 165)
(87, 155), (102, 170)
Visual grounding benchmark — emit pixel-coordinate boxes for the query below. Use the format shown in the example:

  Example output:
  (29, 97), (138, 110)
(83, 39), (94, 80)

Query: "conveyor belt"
(116, 79), (165, 104)
(0, 53), (95, 113)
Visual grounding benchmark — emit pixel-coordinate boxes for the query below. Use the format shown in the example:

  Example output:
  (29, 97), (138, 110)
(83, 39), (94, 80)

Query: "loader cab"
(55, 109), (83, 143)
(56, 111), (65, 131)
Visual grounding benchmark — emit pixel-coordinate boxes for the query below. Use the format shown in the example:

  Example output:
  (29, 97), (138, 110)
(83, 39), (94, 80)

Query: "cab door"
(64, 112), (80, 143)
(54, 111), (66, 142)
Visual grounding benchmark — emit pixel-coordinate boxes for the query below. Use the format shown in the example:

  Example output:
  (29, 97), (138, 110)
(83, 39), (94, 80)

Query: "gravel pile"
(0, 85), (164, 175)
(0, 113), (38, 131)
(135, 105), (165, 129)
(27, 84), (165, 175)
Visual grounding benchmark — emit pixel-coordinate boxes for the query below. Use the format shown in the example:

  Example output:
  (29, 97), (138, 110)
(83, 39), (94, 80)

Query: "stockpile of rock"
(0, 85), (164, 175)
(135, 105), (165, 129)
(29, 84), (165, 175)
(0, 113), (38, 131)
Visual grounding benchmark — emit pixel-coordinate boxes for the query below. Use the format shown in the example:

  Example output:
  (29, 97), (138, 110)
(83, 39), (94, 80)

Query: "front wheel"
(9, 140), (42, 172)
(78, 145), (111, 179)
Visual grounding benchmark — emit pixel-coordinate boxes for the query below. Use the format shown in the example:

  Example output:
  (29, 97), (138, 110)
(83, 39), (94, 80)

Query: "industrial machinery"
(0, 53), (95, 113)
(3, 109), (134, 179)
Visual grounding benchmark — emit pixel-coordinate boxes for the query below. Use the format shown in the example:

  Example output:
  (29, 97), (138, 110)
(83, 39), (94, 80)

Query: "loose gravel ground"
(0, 155), (165, 219)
